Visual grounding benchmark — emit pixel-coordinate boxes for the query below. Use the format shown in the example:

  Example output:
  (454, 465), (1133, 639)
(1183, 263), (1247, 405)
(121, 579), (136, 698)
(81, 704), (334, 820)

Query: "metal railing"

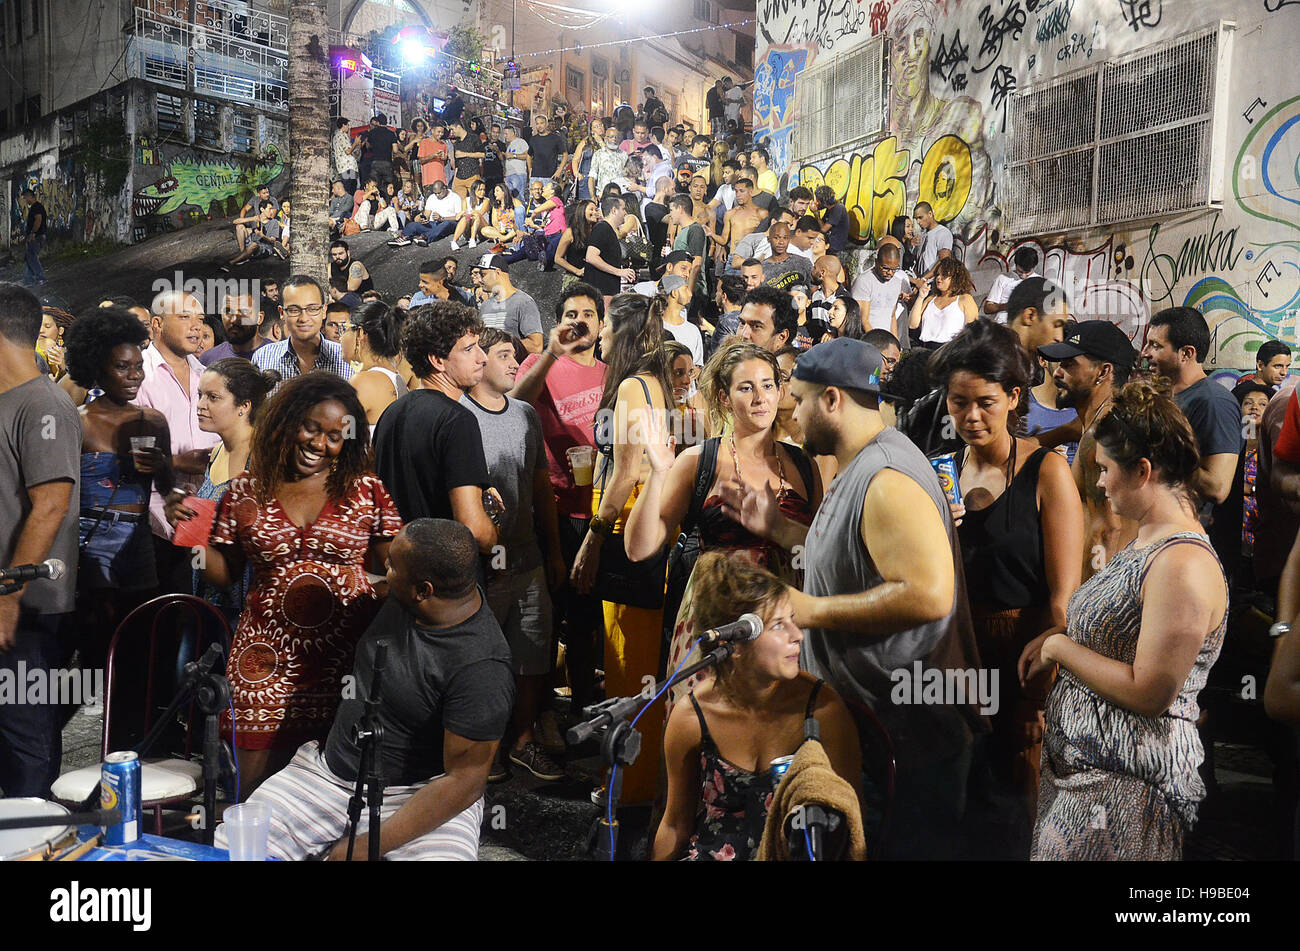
(127, 4), (289, 114)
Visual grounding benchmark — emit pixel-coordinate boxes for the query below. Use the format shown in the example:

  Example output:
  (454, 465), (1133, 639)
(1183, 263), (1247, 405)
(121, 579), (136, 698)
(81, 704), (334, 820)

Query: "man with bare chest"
(1037, 321), (1139, 581)
(718, 179), (766, 260)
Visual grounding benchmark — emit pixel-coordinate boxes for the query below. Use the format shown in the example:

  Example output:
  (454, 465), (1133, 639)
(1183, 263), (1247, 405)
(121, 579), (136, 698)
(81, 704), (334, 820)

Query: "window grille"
(792, 35), (887, 164)
(1005, 22), (1232, 235)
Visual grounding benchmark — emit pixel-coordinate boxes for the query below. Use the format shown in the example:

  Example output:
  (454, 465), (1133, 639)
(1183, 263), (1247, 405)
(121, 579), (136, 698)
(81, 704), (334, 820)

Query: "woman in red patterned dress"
(198, 372), (403, 796)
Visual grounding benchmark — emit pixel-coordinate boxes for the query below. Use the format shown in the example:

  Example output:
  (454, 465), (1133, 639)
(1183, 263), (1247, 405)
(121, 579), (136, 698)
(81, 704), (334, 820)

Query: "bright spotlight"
(401, 38), (428, 63)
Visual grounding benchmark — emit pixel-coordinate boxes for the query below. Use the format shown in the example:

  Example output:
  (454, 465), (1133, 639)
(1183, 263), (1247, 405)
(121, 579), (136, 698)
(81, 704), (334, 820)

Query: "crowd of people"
(2, 94), (1298, 862)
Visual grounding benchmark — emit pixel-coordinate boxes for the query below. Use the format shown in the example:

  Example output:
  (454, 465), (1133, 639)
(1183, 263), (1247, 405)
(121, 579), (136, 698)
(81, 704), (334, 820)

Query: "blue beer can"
(929, 454), (963, 508)
(101, 750), (141, 845)
(770, 755), (795, 784)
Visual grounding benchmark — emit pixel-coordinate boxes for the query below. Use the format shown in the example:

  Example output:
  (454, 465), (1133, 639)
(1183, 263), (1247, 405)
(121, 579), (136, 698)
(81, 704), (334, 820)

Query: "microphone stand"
(567, 638), (736, 861)
(345, 642), (387, 863)
(785, 716), (839, 861)
(77, 644), (234, 847)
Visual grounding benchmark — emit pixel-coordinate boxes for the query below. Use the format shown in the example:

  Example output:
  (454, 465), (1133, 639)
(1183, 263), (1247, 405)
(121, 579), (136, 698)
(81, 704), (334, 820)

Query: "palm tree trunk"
(287, 0), (331, 287)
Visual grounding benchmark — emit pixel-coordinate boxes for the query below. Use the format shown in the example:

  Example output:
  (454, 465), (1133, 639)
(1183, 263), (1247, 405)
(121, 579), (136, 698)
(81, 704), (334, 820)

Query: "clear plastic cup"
(567, 445), (594, 487)
(128, 435), (157, 473)
(223, 801), (271, 861)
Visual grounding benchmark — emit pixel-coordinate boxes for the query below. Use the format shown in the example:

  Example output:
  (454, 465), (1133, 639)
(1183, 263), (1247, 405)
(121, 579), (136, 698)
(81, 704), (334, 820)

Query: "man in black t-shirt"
(583, 195), (637, 304)
(528, 114), (568, 187)
(815, 185), (850, 253)
(374, 302), (501, 557)
(19, 189), (47, 285)
(362, 114), (399, 196)
(706, 79), (726, 137)
(216, 520), (515, 861)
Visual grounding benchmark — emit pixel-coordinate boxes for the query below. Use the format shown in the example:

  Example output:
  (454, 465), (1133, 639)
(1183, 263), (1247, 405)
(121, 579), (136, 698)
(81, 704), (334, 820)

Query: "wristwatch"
(1269, 622), (1292, 639)
(588, 515), (614, 538)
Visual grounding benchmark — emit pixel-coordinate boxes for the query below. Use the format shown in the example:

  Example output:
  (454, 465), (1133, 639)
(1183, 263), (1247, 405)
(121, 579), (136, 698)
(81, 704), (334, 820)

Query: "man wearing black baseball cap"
(719, 336), (987, 858)
(1036, 319), (1139, 580)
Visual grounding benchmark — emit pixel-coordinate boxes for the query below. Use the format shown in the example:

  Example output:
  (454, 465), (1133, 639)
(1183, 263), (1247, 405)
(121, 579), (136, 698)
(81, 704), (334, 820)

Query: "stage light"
(401, 38), (428, 63)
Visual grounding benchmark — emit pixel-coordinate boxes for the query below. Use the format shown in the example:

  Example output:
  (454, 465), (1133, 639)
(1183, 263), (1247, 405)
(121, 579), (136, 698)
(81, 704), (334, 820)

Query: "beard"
(227, 321), (258, 345)
(800, 411), (838, 458)
(1055, 381), (1086, 409)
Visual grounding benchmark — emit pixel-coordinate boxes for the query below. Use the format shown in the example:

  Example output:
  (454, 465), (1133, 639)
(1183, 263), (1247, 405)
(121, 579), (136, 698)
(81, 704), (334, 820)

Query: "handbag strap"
(685, 436), (721, 532)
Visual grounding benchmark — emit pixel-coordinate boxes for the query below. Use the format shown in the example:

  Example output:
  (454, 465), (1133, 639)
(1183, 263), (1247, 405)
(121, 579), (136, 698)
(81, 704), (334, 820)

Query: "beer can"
(101, 751), (141, 845)
(930, 454), (962, 508)
(770, 755), (795, 784)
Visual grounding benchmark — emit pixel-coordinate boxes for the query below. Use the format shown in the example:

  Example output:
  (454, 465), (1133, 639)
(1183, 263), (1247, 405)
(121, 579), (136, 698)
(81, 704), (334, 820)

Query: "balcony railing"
(127, 3), (289, 114)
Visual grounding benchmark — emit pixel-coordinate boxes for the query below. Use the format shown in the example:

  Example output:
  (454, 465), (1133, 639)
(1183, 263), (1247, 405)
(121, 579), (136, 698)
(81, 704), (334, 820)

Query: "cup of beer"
(567, 445), (595, 487)
(129, 435), (157, 472)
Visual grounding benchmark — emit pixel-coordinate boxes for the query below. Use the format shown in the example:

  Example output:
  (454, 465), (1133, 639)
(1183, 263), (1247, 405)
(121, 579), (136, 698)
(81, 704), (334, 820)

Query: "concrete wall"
(754, 0), (1300, 373)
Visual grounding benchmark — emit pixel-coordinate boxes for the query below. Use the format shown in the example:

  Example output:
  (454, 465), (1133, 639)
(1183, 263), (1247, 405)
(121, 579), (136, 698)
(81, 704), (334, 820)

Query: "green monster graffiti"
(132, 146), (283, 219)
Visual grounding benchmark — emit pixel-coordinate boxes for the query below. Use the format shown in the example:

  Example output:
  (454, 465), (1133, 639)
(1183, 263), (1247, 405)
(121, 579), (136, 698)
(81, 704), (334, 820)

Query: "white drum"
(0, 798), (75, 861)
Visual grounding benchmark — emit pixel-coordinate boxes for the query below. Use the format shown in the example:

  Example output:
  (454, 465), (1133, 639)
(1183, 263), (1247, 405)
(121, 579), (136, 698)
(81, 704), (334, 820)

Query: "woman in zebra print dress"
(1019, 380), (1228, 860)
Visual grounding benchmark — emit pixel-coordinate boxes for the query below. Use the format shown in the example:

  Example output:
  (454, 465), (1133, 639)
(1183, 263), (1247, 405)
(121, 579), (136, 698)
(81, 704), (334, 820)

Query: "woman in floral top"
(653, 553), (861, 861)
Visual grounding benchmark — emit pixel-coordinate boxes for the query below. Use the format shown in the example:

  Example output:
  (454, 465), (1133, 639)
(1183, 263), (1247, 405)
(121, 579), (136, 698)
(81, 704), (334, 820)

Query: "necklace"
(1083, 397), (1113, 433)
(730, 433), (788, 496)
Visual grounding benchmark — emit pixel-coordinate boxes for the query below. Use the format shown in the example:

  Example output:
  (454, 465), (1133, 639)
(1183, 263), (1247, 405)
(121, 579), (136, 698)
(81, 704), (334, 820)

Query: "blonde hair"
(699, 339), (782, 431)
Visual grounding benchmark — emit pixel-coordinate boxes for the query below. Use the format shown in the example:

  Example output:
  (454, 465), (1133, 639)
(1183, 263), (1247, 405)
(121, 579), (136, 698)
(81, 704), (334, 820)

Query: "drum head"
(0, 798), (73, 861)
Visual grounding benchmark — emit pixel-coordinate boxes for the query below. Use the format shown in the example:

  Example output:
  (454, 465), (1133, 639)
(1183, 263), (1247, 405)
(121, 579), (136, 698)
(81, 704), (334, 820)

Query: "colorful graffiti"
(132, 146), (284, 220)
(758, 0), (1300, 368)
(796, 134), (978, 242)
(753, 44), (816, 175)
(1233, 95), (1300, 233)
(10, 163), (121, 245)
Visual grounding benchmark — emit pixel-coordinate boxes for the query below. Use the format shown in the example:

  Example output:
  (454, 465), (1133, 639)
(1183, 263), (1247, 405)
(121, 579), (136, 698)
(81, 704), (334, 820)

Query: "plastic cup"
(223, 801), (271, 861)
(567, 445), (594, 487)
(128, 435), (157, 472)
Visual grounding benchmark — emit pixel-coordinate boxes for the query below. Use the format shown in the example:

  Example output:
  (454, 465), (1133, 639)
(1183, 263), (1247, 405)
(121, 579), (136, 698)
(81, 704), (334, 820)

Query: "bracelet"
(541, 349), (558, 362)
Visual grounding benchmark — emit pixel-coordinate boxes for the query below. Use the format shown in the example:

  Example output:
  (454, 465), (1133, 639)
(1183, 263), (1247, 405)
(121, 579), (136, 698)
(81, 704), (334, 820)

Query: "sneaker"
(272, 244), (288, 259)
(537, 710), (566, 755)
(412, 235), (429, 246)
(450, 239), (460, 251)
(468, 238), (478, 248)
(387, 237), (412, 247)
(489, 750), (511, 783)
(509, 741), (566, 782)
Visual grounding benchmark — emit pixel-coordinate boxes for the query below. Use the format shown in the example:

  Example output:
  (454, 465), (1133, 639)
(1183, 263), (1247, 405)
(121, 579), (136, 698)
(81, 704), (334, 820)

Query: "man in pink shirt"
(134, 289), (221, 592)
(620, 120), (654, 156)
(510, 284), (606, 713)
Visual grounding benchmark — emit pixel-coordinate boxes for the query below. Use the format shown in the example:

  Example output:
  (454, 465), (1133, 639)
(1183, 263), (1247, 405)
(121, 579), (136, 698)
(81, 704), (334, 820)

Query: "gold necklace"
(730, 433), (788, 495)
(1084, 397), (1113, 433)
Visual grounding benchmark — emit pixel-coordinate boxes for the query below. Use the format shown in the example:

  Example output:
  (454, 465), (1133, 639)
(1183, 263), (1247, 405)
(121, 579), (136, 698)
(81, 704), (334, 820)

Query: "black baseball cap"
(793, 338), (883, 395)
(1038, 319), (1138, 369)
(663, 250), (693, 265)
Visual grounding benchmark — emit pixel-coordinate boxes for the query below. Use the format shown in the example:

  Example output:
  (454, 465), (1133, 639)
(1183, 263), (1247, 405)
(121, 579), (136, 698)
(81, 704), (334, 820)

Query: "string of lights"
(516, 18), (755, 58)
(520, 1), (616, 31)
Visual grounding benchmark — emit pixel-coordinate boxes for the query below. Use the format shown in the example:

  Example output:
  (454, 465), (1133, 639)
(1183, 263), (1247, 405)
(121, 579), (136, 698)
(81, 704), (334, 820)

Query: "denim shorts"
(78, 512), (158, 591)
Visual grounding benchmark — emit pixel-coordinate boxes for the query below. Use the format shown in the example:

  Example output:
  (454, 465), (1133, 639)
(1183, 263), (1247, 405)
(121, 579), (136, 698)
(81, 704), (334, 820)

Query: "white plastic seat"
(51, 758), (203, 804)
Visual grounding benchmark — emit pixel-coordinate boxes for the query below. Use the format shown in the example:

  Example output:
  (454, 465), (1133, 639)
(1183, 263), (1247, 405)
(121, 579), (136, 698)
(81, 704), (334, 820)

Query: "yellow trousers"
(593, 481), (665, 805)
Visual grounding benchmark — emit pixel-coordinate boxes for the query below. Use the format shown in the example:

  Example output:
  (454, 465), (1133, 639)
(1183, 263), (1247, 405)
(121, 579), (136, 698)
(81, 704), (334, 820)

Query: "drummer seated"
(215, 519), (515, 861)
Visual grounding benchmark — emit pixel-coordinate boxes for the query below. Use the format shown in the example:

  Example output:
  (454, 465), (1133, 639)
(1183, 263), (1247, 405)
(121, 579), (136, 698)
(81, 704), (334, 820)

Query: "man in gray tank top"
(720, 338), (988, 858)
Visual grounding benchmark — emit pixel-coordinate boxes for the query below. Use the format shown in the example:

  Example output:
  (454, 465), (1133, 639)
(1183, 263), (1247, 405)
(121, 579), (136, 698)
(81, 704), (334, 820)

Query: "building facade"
(755, 0), (1300, 372)
(477, 0), (755, 132)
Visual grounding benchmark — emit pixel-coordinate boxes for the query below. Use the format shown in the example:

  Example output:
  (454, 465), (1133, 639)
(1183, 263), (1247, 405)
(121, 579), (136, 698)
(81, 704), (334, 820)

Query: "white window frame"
(790, 35), (888, 167)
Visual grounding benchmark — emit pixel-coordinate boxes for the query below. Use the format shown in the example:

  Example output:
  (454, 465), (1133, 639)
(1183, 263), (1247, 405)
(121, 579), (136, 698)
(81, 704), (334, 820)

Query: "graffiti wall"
(9, 158), (128, 246)
(755, 0), (1300, 370)
(131, 141), (286, 240)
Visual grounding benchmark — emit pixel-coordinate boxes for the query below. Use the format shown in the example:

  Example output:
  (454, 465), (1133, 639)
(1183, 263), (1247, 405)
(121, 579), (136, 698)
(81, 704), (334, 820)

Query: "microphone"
(699, 613), (763, 646)
(0, 558), (65, 584)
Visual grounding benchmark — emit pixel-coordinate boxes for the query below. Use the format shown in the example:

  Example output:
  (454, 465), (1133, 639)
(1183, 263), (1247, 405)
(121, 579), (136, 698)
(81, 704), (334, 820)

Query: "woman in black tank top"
(653, 552), (862, 860)
(931, 320), (1084, 857)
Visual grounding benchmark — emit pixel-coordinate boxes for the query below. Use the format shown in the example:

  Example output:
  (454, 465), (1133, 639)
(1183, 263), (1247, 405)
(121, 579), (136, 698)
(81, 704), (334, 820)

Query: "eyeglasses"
(283, 304), (324, 317)
(878, 264), (899, 275)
